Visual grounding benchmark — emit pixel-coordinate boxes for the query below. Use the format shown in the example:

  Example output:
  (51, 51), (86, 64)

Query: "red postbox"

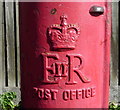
(19, 1), (111, 108)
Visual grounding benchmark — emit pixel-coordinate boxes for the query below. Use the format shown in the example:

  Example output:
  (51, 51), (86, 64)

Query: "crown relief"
(48, 14), (80, 50)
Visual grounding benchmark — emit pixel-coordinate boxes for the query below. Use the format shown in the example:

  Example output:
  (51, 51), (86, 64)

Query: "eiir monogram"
(42, 53), (90, 85)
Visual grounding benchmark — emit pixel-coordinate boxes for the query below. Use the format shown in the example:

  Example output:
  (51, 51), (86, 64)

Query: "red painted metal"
(19, 1), (111, 108)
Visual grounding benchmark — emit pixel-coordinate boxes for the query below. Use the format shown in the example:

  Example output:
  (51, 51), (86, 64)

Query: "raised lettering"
(55, 62), (68, 77)
(63, 90), (70, 100)
(42, 53), (59, 84)
(34, 88), (58, 100)
(51, 89), (58, 100)
(62, 87), (96, 100)
(82, 89), (86, 99)
(91, 87), (96, 97)
(42, 53), (90, 85)
(85, 88), (91, 98)
(76, 89), (82, 99)
(44, 89), (51, 99)
(66, 54), (90, 84)
(34, 87), (96, 100)
(38, 88), (44, 99)
(70, 90), (76, 100)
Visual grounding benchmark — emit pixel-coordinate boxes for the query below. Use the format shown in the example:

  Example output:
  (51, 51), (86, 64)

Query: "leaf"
(109, 102), (120, 110)
(0, 92), (17, 110)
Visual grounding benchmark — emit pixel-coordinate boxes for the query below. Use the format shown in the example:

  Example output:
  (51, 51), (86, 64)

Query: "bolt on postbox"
(19, 1), (111, 108)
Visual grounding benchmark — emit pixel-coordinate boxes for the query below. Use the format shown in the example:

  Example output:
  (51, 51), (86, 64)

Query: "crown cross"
(48, 14), (80, 50)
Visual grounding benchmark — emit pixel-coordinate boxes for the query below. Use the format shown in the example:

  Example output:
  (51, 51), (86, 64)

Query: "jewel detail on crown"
(48, 14), (80, 50)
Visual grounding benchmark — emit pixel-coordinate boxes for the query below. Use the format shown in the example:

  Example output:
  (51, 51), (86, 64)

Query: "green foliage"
(109, 102), (120, 110)
(1, 92), (120, 110)
(0, 92), (18, 110)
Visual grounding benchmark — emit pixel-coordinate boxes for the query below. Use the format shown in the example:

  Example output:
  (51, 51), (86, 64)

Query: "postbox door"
(20, 1), (111, 108)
